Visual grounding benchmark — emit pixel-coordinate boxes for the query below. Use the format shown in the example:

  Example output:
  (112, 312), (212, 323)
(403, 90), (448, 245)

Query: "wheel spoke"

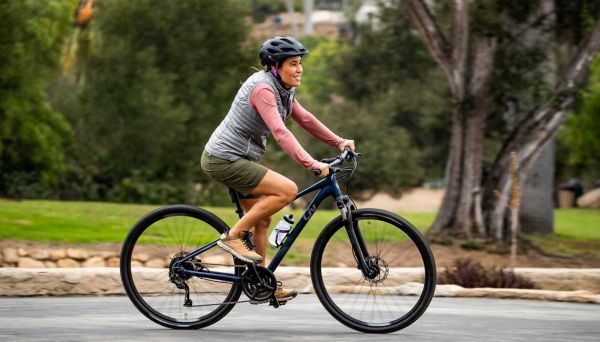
(314, 209), (436, 333)
(121, 206), (241, 328)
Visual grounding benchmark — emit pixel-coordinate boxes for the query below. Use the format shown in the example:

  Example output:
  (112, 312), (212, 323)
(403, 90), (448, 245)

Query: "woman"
(201, 36), (355, 301)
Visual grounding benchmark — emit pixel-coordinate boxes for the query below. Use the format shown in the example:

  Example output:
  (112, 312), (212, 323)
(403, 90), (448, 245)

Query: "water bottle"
(268, 214), (294, 247)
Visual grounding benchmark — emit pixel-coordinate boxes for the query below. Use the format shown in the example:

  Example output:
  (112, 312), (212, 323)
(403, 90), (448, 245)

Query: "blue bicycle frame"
(175, 172), (346, 284)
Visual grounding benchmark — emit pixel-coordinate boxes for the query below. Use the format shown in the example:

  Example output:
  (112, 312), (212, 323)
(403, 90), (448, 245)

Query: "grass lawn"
(528, 208), (600, 255)
(0, 199), (598, 257)
(0, 199), (435, 244)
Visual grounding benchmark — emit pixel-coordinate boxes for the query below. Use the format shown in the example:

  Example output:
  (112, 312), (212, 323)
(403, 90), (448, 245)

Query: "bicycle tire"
(120, 205), (242, 329)
(310, 208), (436, 333)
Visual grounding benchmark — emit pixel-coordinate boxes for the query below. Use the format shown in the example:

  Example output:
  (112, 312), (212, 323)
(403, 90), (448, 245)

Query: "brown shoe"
(217, 231), (263, 263)
(275, 286), (298, 301)
(249, 282), (297, 304)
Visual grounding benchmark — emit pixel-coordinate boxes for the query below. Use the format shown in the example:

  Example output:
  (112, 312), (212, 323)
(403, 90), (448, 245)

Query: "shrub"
(439, 258), (537, 289)
(460, 240), (484, 250)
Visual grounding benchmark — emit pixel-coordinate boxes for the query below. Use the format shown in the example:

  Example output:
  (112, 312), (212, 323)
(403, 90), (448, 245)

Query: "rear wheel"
(311, 209), (436, 333)
(120, 205), (242, 329)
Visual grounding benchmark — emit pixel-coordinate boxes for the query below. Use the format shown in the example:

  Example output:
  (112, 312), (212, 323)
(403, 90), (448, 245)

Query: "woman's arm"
(290, 100), (344, 148)
(250, 85), (321, 170)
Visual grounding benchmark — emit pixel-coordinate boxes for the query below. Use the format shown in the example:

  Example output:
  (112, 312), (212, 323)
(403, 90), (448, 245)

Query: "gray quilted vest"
(204, 70), (295, 162)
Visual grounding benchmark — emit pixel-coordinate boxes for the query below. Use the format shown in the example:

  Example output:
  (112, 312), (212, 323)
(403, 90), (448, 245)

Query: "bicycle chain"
(186, 262), (272, 307)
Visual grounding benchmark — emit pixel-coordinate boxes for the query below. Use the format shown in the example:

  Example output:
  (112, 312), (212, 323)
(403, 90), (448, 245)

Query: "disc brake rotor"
(364, 256), (389, 285)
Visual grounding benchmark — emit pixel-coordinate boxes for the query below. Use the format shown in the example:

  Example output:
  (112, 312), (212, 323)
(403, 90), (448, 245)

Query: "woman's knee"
(281, 180), (298, 203)
(253, 170), (298, 203)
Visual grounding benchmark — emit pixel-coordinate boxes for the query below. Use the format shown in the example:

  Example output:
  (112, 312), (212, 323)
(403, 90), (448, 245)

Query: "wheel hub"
(364, 256), (389, 284)
(168, 252), (202, 287)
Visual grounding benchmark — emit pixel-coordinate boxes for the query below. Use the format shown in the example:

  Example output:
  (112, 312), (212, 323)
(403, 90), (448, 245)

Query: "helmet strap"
(270, 61), (280, 78)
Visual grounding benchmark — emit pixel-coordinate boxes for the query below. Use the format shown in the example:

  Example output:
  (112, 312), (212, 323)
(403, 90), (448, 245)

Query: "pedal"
(273, 299), (287, 306)
(269, 297), (280, 308)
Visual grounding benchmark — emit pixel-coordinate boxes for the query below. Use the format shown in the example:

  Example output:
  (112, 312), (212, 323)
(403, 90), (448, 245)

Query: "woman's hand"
(338, 139), (355, 151)
(317, 162), (330, 178)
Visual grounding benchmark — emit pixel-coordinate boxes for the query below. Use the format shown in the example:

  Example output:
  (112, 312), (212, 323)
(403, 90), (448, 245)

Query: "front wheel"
(311, 208), (436, 333)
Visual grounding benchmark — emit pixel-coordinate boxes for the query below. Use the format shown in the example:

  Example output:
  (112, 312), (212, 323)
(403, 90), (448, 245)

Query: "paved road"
(0, 295), (598, 341)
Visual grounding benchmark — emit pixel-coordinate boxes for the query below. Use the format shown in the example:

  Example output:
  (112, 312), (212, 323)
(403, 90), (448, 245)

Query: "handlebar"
(313, 147), (360, 177)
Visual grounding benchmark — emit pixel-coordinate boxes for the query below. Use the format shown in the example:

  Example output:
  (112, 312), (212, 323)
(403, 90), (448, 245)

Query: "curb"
(1, 267), (598, 304)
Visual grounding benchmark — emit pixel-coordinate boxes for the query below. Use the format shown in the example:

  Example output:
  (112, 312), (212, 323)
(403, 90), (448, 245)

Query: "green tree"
(52, 0), (254, 204)
(559, 55), (600, 182)
(288, 8), (450, 196)
(0, 0), (77, 198)
(403, 0), (600, 239)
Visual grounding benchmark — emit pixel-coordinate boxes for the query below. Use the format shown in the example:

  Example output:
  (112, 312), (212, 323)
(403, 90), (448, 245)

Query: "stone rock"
(453, 288), (600, 303)
(133, 253), (150, 263)
(433, 284), (464, 296)
(0, 268), (126, 296)
(515, 268), (600, 293)
(29, 248), (51, 261)
(3, 248), (20, 263)
(99, 251), (119, 259)
(82, 256), (106, 268)
(0, 267), (600, 299)
(131, 260), (144, 268)
(49, 249), (67, 261)
(106, 257), (120, 268)
(57, 258), (80, 268)
(17, 248), (27, 257)
(66, 249), (89, 260)
(18, 257), (45, 268)
(45, 261), (57, 268)
(145, 258), (166, 268)
(577, 188), (600, 209)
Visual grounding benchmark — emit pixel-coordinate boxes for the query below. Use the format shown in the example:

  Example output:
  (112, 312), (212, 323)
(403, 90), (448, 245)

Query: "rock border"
(0, 267), (598, 303)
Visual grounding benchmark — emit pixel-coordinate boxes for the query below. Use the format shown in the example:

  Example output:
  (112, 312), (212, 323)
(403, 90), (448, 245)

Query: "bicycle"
(120, 148), (436, 334)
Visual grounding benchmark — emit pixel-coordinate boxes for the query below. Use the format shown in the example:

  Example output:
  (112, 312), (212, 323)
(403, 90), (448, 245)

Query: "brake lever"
(313, 148), (360, 176)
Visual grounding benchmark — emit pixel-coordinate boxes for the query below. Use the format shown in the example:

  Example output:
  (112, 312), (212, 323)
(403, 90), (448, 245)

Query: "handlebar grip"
(313, 169), (321, 177)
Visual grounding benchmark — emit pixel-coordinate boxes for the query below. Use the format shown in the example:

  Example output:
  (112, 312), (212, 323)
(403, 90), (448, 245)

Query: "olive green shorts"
(201, 150), (268, 196)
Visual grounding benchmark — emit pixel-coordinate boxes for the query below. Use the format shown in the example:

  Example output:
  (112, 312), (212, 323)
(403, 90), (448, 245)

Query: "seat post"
(228, 188), (245, 219)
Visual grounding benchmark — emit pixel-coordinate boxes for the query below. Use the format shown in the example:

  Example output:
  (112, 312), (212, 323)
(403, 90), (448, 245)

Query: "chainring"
(241, 265), (277, 302)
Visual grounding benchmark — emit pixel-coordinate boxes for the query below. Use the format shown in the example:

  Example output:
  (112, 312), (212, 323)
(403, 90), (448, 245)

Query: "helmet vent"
(259, 36), (309, 66)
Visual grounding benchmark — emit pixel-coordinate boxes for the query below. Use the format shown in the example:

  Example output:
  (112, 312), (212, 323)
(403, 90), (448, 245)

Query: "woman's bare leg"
(228, 170), (297, 238)
(240, 198), (271, 267)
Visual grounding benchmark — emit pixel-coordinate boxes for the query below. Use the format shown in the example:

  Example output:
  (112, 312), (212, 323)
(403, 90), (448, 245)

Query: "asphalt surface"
(0, 295), (598, 341)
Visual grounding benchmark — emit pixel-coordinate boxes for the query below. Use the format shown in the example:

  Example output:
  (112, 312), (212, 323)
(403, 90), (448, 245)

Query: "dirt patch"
(354, 188), (444, 213)
(429, 243), (600, 269)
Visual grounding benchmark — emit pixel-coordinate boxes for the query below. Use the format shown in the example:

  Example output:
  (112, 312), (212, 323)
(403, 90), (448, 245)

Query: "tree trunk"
(519, 139), (555, 235)
(485, 19), (600, 238)
(405, 0), (600, 240)
(405, 0), (496, 238)
(514, 0), (556, 235)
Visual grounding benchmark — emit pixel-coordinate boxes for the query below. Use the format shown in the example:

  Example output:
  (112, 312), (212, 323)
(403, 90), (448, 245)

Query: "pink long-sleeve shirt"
(250, 84), (343, 170)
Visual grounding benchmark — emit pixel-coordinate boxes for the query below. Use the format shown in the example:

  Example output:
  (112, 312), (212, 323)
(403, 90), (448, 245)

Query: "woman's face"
(278, 56), (303, 88)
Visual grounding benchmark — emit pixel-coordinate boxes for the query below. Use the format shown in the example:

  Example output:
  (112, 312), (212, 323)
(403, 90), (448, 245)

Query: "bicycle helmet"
(259, 36), (309, 66)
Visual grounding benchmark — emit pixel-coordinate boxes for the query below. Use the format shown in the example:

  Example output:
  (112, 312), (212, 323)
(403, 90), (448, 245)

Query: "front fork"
(336, 196), (377, 279)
